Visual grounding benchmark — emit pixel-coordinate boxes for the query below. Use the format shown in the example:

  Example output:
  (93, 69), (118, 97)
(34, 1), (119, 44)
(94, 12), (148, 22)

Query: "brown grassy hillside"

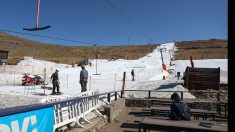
(175, 39), (227, 60)
(0, 32), (157, 65)
(0, 32), (228, 64)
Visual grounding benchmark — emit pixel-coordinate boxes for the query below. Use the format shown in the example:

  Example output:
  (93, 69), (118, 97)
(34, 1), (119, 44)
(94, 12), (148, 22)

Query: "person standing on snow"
(131, 69), (135, 81)
(177, 72), (181, 80)
(50, 69), (61, 95)
(80, 65), (88, 92)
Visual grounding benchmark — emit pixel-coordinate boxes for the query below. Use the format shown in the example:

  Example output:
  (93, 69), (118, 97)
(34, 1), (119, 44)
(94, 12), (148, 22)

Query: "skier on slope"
(50, 69), (61, 95)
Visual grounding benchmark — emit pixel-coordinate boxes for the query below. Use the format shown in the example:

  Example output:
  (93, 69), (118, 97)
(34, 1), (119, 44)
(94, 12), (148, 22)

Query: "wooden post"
(148, 91), (151, 99)
(190, 56), (194, 68)
(181, 92), (183, 100)
(217, 92), (221, 114)
(218, 67), (220, 90)
(217, 93), (220, 102)
(225, 103), (227, 117)
(107, 93), (111, 103)
(115, 92), (117, 100)
(121, 72), (126, 97)
(186, 66), (189, 89)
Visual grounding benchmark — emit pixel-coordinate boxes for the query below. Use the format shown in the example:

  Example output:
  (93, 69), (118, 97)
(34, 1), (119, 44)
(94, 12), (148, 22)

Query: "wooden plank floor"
(68, 106), (227, 132)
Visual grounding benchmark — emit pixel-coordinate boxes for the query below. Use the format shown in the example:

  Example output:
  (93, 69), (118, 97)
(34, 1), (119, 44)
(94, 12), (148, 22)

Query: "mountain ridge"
(0, 32), (227, 65)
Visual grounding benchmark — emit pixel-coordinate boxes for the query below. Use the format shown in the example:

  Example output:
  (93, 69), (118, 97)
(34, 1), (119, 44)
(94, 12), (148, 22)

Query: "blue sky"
(0, 0), (227, 46)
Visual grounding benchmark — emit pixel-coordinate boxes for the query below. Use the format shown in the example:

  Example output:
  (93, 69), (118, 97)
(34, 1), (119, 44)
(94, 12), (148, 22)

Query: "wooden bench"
(193, 101), (228, 119)
(151, 98), (172, 106)
(151, 98), (193, 106)
(151, 106), (216, 120)
(139, 117), (227, 132)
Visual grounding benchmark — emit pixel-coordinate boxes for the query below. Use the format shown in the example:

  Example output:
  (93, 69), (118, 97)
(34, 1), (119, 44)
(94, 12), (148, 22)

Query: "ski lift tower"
(168, 49), (174, 61)
(158, 47), (167, 70)
(168, 49), (172, 61)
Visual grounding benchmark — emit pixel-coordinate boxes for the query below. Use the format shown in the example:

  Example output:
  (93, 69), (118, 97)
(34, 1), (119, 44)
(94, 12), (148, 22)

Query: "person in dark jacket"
(80, 65), (88, 92)
(169, 92), (191, 120)
(131, 69), (135, 81)
(177, 72), (180, 80)
(50, 69), (61, 95)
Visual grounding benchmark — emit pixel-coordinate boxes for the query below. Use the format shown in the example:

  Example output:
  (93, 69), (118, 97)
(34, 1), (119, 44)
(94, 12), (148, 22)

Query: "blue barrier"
(0, 107), (54, 132)
(0, 90), (122, 132)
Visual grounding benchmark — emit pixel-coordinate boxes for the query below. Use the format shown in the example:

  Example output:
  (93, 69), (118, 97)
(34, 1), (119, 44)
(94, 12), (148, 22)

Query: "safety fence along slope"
(0, 90), (121, 132)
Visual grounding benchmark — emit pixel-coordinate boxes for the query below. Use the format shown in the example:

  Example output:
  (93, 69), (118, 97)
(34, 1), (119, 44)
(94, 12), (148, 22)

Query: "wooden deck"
(139, 116), (227, 132)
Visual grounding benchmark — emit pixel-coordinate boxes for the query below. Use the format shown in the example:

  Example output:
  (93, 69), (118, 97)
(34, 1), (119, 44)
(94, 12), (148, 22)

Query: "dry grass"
(0, 32), (228, 64)
(0, 32), (157, 64)
(175, 39), (228, 60)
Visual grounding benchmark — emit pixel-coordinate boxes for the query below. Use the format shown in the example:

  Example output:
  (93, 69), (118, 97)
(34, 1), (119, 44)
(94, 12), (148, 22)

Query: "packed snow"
(0, 42), (228, 109)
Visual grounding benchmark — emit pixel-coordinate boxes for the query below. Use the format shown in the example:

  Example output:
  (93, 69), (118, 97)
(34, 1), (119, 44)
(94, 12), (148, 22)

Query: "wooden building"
(183, 66), (220, 90)
(0, 50), (9, 65)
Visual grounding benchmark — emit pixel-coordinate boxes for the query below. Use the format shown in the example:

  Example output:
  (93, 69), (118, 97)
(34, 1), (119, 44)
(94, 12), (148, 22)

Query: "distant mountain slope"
(0, 32), (157, 65)
(0, 32), (227, 64)
(175, 39), (227, 60)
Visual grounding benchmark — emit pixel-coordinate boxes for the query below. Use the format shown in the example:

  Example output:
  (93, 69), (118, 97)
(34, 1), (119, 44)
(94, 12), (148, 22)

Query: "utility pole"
(169, 49), (174, 61)
(96, 52), (98, 74)
(158, 47), (167, 70)
(126, 38), (130, 60)
(169, 49), (172, 61)
(93, 51), (101, 75)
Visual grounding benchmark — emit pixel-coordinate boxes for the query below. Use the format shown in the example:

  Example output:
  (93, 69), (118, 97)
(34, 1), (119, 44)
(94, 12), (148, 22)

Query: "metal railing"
(124, 90), (187, 100)
(0, 90), (122, 132)
(0, 89), (227, 131)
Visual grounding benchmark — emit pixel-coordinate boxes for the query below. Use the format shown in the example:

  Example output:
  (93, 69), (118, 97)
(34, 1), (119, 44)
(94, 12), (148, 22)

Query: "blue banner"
(0, 107), (54, 132)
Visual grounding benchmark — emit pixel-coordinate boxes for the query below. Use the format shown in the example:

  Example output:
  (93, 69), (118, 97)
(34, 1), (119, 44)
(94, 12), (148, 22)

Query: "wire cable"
(0, 28), (103, 46)
(105, 0), (154, 42)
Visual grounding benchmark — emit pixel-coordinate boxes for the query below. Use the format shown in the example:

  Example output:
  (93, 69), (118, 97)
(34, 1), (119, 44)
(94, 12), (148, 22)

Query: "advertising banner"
(0, 107), (54, 132)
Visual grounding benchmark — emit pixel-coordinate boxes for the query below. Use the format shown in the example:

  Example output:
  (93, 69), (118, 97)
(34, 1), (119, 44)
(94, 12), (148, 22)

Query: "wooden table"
(151, 106), (216, 120)
(139, 117), (227, 132)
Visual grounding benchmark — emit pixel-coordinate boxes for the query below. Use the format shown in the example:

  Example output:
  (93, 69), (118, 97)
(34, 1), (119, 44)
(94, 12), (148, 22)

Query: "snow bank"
(0, 42), (228, 109)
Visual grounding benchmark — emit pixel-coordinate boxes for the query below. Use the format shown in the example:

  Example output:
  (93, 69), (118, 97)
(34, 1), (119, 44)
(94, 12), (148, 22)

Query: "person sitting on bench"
(169, 92), (191, 120)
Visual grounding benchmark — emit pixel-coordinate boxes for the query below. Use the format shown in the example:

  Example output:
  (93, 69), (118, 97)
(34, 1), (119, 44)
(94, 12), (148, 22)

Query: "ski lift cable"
(105, 0), (154, 43)
(1, 28), (154, 46)
(0, 28), (104, 46)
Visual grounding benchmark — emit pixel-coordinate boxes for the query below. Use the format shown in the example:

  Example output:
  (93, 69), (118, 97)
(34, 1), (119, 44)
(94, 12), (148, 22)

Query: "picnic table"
(139, 117), (227, 132)
(151, 106), (216, 120)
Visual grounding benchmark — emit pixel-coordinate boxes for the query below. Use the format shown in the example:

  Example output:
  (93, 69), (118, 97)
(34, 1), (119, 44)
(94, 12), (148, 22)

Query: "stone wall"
(100, 98), (125, 122)
(100, 98), (227, 124)
(125, 98), (152, 107)
(124, 98), (227, 114)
